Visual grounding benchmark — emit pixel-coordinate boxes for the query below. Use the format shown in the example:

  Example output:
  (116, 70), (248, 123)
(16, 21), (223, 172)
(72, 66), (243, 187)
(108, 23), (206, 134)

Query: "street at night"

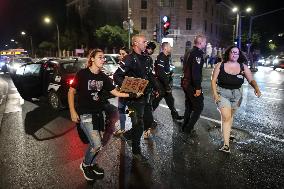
(1, 0), (284, 188)
(0, 66), (283, 188)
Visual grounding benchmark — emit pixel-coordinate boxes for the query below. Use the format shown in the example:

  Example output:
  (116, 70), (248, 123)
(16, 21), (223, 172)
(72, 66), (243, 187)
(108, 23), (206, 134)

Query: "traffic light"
(153, 24), (158, 42)
(162, 16), (170, 36)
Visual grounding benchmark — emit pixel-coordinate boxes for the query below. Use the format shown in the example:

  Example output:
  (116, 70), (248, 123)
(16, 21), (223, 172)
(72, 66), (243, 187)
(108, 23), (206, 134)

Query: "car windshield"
(14, 58), (33, 63)
(60, 60), (86, 73)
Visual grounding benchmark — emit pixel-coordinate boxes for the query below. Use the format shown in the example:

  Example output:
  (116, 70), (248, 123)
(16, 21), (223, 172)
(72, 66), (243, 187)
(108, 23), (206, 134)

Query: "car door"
(21, 63), (43, 98)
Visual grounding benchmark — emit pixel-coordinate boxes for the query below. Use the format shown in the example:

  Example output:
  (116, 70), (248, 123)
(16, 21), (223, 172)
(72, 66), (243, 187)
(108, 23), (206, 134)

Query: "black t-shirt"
(71, 68), (115, 115)
(217, 63), (244, 89)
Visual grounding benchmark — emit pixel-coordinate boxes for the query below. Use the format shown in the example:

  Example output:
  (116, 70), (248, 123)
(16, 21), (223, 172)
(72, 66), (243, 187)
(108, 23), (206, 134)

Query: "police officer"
(181, 34), (207, 134)
(152, 42), (183, 120)
(113, 34), (159, 160)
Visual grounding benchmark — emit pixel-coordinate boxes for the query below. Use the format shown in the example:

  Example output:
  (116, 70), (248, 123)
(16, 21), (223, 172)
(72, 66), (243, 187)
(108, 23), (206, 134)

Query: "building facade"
(66, 0), (235, 61)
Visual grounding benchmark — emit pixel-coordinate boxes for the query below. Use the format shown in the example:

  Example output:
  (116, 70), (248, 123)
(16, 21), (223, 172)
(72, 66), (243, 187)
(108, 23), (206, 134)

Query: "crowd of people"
(68, 34), (261, 181)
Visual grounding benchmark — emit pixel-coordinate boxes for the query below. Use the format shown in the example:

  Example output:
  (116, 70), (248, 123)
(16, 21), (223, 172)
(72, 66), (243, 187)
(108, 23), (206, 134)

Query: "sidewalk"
(0, 75), (8, 128)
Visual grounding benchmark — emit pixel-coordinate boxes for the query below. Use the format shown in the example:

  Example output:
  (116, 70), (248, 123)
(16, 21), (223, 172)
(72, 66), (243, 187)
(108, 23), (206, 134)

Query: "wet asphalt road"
(0, 66), (283, 189)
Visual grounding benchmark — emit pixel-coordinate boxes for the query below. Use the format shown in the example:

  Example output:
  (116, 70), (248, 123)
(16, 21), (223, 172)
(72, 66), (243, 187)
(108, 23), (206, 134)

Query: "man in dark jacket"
(152, 42), (183, 120)
(181, 34), (207, 134)
(113, 34), (159, 160)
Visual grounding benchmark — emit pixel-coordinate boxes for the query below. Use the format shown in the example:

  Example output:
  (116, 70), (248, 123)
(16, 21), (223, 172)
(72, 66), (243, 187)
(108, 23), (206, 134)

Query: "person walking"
(113, 47), (130, 136)
(113, 34), (159, 161)
(181, 34), (207, 135)
(152, 42), (183, 120)
(211, 45), (261, 153)
(68, 49), (141, 181)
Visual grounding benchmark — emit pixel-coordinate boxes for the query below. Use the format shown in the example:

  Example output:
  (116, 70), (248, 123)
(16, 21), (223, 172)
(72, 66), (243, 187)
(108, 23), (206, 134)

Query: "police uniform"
(152, 52), (182, 119)
(181, 46), (205, 133)
(113, 51), (158, 155)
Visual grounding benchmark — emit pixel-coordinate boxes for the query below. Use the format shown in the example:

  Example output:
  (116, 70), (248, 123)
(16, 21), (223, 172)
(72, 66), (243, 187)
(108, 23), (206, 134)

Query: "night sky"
(0, 0), (283, 53)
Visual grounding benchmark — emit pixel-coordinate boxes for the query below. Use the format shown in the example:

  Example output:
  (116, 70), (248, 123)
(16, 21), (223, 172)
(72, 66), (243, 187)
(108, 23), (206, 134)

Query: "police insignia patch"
(196, 57), (201, 64)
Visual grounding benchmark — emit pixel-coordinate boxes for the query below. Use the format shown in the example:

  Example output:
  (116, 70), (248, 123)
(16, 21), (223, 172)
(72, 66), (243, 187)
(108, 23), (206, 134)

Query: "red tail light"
(67, 78), (74, 85)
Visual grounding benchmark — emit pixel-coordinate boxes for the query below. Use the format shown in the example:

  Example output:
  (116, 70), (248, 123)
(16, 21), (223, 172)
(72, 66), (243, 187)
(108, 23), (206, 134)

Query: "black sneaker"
(80, 163), (96, 181)
(91, 163), (105, 175)
(219, 145), (231, 153)
(133, 153), (148, 163)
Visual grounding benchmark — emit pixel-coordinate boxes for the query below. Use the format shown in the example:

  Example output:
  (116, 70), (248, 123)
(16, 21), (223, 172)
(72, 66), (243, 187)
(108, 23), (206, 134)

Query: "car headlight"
(273, 59), (279, 65)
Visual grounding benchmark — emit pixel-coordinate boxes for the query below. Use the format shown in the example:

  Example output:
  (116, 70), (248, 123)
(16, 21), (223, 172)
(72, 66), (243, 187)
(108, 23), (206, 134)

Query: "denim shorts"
(216, 86), (243, 110)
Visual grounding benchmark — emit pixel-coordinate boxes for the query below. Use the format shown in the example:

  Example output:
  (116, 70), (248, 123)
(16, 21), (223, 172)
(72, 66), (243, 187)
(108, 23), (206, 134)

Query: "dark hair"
(86, 48), (104, 67)
(222, 45), (247, 64)
(120, 46), (130, 54)
(146, 41), (156, 50)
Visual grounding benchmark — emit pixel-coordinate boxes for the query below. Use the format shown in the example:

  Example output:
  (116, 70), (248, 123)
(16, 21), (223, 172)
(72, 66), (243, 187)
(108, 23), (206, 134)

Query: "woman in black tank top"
(211, 46), (261, 153)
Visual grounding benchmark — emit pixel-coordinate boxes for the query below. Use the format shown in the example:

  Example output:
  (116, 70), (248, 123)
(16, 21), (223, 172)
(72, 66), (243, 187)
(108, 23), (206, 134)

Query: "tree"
(94, 25), (128, 52)
(38, 41), (56, 57)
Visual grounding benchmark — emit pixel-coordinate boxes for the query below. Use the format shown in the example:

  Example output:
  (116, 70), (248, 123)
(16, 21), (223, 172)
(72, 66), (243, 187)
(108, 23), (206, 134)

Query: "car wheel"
(273, 66), (276, 70)
(48, 90), (62, 110)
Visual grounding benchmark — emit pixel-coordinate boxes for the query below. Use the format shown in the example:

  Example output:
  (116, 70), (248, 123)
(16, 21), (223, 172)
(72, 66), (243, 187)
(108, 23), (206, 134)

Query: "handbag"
(76, 123), (89, 144)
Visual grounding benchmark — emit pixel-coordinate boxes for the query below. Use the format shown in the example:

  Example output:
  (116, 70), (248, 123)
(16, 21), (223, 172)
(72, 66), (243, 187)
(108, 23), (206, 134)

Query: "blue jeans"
(80, 114), (102, 165)
(118, 97), (127, 130)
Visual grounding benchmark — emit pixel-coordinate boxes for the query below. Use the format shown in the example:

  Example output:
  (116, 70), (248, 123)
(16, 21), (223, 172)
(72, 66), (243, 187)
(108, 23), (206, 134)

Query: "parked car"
(273, 55), (284, 70)
(13, 58), (86, 110)
(0, 56), (8, 72)
(103, 54), (119, 78)
(7, 57), (34, 74)
(263, 55), (276, 66)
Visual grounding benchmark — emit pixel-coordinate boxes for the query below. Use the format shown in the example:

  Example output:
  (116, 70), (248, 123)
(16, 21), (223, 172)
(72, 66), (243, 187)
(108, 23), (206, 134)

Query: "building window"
(205, 1), (208, 13)
(141, 17), (147, 30)
(210, 23), (213, 33)
(211, 6), (214, 16)
(186, 18), (192, 30)
(160, 0), (174, 7)
(187, 0), (192, 10)
(169, 0), (174, 7)
(215, 24), (218, 35)
(204, 20), (207, 32)
(141, 0), (147, 9)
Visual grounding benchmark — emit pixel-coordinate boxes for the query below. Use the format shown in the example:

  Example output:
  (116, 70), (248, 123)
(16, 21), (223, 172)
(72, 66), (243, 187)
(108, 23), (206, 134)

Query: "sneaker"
(171, 111), (184, 120)
(133, 153), (148, 162)
(143, 128), (152, 139)
(219, 145), (231, 153)
(80, 163), (96, 181)
(229, 135), (236, 141)
(91, 163), (104, 175)
(113, 129), (125, 136)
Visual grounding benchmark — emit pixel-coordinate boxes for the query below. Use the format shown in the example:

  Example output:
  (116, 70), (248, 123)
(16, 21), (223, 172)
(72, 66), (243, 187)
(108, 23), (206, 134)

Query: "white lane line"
(243, 83), (284, 91)
(159, 104), (284, 143)
(253, 132), (284, 143)
(261, 96), (282, 101)
(159, 104), (221, 124)
(4, 93), (23, 113)
(200, 115), (221, 124)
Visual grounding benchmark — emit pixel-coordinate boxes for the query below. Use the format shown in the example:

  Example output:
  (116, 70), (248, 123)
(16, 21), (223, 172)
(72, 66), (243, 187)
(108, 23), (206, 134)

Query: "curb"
(0, 77), (9, 129)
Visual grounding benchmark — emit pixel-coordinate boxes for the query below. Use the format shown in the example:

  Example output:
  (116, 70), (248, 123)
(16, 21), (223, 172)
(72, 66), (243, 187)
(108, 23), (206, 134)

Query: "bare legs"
(219, 107), (236, 146)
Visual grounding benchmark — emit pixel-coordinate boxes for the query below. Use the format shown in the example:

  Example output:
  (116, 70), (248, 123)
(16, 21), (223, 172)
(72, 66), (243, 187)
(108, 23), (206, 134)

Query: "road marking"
(159, 104), (284, 143)
(200, 115), (221, 124)
(243, 83), (284, 91)
(159, 104), (221, 124)
(261, 96), (282, 101)
(253, 132), (284, 143)
(4, 93), (23, 113)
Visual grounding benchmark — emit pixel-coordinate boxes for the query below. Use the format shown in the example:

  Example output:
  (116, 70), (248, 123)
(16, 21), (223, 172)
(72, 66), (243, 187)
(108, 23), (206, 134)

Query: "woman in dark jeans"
(68, 49), (141, 181)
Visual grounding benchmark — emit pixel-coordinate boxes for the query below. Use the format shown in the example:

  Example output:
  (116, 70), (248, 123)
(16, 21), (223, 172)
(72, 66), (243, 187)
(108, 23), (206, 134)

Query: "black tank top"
(217, 63), (244, 89)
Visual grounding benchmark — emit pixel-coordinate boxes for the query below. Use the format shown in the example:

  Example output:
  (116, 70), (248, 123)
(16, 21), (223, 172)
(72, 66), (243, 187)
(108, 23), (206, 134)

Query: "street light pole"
(44, 16), (61, 57)
(127, 0), (131, 49)
(56, 23), (61, 57)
